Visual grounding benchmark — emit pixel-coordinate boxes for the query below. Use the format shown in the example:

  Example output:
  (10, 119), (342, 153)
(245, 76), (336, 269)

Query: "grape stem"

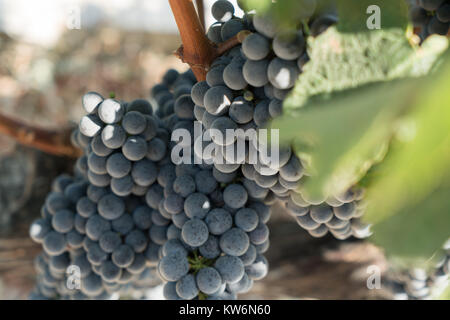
(0, 112), (81, 157)
(169, 0), (250, 81)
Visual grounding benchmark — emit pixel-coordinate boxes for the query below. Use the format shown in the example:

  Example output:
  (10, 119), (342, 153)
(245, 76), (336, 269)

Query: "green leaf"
(284, 27), (448, 114)
(272, 79), (418, 198)
(273, 29), (448, 199)
(361, 53), (450, 263)
(369, 184), (450, 264)
(336, 0), (409, 33)
(438, 285), (450, 300)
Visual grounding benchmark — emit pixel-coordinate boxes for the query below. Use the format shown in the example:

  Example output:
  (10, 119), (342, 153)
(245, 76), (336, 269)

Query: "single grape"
(174, 94), (195, 120)
(176, 274), (199, 300)
(184, 193), (211, 219)
(207, 22), (224, 44)
(101, 124), (126, 149)
(195, 170), (218, 194)
(146, 138), (167, 162)
(125, 229), (148, 253)
(82, 92), (103, 114)
(428, 16), (449, 35)
(127, 99), (153, 115)
(220, 228), (250, 256)
(131, 158), (157, 187)
(214, 255), (245, 284)
(234, 208), (259, 232)
(242, 178), (268, 199)
(245, 254), (268, 280)
(221, 18), (245, 41)
(122, 111), (147, 135)
(43, 231), (67, 256)
(122, 136), (148, 161)
(112, 244), (135, 268)
(181, 218), (209, 247)
(164, 193), (185, 215)
(332, 202), (357, 220)
(206, 65), (226, 87)
(79, 114), (103, 137)
(212, 0), (235, 22)
(149, 224), (168, 245)
(29, 218), (51, 243)
(52, 209), (75, 233)
(76, 197), (96, 218)
(159, 251), (189, 282)
(268, 99), (283, 118)
(229, 97), (254, 124)
(173, 175), (196, 197)
(223, 61), (248, 90)
(97, 194), (125, 220)
(86, 215), (111, 241)
(267, 58), (300, 90)
(205, 208), (233, 236)
(196, 267), (223, 295)
(199, 235), (221, 259)
(420, 0), (445, 11)
(203, 86), (234, 116)
(437, 4), (450, 23)
(99, 230), (122, 253)
(248, 222), (269, 245)
(243, 59), (270, 87)
(98, 99), (124, 124)
(253, 14), (278, 38)
(273, 30), (306, 60)
(242, 33), (270, 60)
(100, 260), (122, 282)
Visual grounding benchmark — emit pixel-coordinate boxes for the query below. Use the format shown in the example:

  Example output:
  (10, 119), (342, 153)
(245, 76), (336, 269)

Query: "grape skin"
(219, 228), (250, 256)
(214, 255), (245, 284)
(181, 218), (209, 247)
(203, 86), (234, 116)
(229, 97), (254, 124)
(267, 58), (300, 90)
(242, 33), (270, 61)
(205, 208), (233, 236)
(273, 31), (306, 60)
(243, 59), (270, 87)
(212, 0), (235, 22)
(223, 184), (248, 209)
(223, 61), (248, 90)
(176, 274), (199, 300)
(196, 267), (223, 295)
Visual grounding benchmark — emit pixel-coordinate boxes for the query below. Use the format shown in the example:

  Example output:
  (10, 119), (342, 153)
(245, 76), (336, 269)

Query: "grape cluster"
(146, 69), (271, 300)
(385, 241), (449, 300)
(195, 0), (371, 240)
(29, 1), (376, 300)
(28, 172), (161, 300)
(157, 175), (271, 300)
(408, 0), (450, 41)
(27, 72), (199, 299)
(73, 91), (169, 198)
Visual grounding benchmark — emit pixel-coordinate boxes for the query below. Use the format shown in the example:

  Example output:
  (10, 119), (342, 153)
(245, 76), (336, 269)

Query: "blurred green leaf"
(370, 184), (450, 263)
(362, 53), (450, 262)
(438, 285), (450, 300)
(272, 80), (417, 198)
(240, 0), (336, 30)
(336, 0), (408, 33)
